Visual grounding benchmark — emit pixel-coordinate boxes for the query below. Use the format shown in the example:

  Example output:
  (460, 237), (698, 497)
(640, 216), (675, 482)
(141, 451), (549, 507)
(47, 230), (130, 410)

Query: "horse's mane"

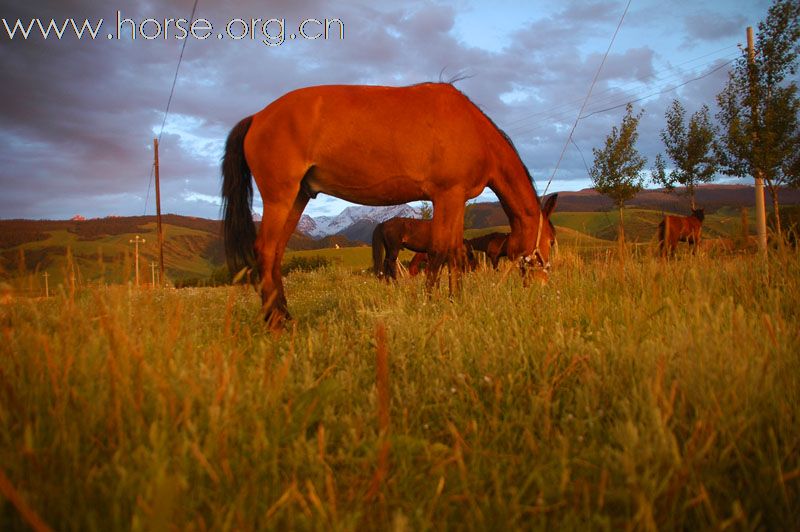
(415, 82), (539, 199)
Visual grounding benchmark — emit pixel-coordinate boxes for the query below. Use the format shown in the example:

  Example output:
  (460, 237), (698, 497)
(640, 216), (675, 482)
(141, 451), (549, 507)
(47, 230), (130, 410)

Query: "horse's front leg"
(427, 194), (466, 296)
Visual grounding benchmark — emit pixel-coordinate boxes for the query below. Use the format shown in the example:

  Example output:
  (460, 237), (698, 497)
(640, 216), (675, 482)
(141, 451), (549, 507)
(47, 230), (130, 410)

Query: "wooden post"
(129, 235), (145, 287)
(154, 138), (165, 285)
(43, 272), (49, 298)
(150, 261), (157, 287)
(747, 26), (768, 253)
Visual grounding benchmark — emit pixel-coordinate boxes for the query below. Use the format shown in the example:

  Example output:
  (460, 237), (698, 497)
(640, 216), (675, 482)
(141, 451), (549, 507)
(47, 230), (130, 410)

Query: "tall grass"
(1, 250), (798, 530)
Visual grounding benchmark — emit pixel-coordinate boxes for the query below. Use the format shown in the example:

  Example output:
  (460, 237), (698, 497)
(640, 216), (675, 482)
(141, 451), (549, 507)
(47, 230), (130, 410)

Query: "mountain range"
(297, 204), (419, 241)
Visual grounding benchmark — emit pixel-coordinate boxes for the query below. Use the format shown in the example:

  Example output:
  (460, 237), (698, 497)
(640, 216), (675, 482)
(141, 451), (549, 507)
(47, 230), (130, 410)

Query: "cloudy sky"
(0, 0), (775, 220)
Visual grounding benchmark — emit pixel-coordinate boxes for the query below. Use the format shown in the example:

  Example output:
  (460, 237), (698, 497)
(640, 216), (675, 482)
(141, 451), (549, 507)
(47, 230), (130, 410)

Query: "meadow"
(1, 244), (798, 530)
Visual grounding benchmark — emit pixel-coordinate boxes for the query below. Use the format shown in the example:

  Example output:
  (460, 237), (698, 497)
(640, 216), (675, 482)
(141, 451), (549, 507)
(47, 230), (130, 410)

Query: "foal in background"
(372, 217), (476, 280)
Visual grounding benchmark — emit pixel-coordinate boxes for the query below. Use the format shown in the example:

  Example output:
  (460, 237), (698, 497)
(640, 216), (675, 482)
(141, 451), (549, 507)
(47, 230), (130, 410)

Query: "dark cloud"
(682, 10), (747, 45)
(0, 0), (776, 219)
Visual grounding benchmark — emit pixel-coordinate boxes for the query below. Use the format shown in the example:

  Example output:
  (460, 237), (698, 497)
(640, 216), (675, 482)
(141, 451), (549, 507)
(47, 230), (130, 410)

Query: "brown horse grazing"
(658, 208), (705, 257)
(408, 252), (428, 276)
(372, 217), (476, 280)
(222, 83), (558, 327)
(406, 248), (478, 277)
(467, 232), (510, 269)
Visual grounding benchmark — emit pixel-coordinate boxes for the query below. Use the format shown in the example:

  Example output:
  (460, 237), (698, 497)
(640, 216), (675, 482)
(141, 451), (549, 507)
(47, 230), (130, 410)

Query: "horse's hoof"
(264, 308), (292, 330)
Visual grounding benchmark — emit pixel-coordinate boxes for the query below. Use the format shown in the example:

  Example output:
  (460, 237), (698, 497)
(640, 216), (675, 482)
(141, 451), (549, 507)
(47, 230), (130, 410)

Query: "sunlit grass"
(1, 249), (798, 530)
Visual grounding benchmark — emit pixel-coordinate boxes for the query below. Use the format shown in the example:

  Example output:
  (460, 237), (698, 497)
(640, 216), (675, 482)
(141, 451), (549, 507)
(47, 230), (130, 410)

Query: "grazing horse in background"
(407, 248), (478, 277)
(408, 252), (428, 276)
(222, 83), (559, 327)
(467, 232), (510, 269)
(372, 217), (476, 280)
(658, 208), (705, 257)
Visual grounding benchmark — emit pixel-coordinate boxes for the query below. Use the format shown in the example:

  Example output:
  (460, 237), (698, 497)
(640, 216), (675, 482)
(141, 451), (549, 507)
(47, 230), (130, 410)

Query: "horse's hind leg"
(385, 244), (401, 280)
(253, 181), (304, 329)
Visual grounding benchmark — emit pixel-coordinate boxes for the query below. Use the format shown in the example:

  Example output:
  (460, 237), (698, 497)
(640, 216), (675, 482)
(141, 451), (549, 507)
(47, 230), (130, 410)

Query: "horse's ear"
(542, 194), (558, 218)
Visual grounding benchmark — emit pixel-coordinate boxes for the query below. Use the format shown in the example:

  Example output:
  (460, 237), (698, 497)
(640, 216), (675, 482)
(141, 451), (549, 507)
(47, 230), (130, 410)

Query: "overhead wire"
(502, 44), (739, 128)
(503, 50), (740, 136)
(541, 0), (632, 198)
(505, 54), (738, 139)
(144, 0), (200, 215)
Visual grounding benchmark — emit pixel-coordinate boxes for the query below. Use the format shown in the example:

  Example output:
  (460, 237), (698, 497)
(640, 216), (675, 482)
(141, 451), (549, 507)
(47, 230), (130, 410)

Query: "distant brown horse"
(222, 83), (558, 327)
(407, 247), (478, 277)
(372, 217), (476, 280)
(658, 208), (705, 257)
(408, 252), (428, 276)
(467, 232), (510, 269)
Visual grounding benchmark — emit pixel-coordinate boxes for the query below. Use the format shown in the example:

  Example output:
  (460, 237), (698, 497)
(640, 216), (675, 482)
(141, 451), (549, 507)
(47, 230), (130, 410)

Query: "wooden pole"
(154, 138), (166, 285)
(747, 26), (768, 253)
(43, 272), (49, 298)
(129, 235), (145, 287)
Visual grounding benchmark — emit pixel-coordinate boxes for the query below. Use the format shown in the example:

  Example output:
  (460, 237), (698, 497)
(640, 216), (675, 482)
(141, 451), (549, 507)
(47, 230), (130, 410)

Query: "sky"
(0, 0), (776, 220)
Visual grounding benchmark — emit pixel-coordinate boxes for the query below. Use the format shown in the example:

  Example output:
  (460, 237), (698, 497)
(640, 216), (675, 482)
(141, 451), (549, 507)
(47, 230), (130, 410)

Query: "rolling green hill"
(0, 218), (224, 289)
(0, 206), (765, 292)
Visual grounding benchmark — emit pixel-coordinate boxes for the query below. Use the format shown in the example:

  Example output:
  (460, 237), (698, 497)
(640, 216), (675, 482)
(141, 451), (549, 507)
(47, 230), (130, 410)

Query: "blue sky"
(0, 0), (775, 219)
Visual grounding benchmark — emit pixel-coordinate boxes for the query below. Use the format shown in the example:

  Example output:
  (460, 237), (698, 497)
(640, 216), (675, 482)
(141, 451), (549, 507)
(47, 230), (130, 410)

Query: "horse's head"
(692, 207), (705, 222)
(462, 240), (478, 271)
(523, 194), (558, 281)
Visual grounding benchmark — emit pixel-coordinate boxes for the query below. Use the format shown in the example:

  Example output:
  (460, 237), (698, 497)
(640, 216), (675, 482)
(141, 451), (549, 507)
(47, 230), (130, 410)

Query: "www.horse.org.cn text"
(1, 12), (345, 46)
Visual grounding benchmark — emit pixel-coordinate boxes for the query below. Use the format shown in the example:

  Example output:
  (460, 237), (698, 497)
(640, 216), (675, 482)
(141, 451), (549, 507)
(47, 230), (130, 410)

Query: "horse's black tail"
(221, 115), (257, 278)
(371, 223), (386, 277)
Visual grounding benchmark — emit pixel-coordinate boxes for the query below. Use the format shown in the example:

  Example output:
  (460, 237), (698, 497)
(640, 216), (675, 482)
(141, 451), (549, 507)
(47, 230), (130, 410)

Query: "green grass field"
(1, 248), (798, 530)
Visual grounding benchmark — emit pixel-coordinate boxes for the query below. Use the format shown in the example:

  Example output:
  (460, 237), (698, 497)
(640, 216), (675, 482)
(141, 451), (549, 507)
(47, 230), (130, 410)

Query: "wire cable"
(542, 0), (632, 198)
(144, 0), (200, 215)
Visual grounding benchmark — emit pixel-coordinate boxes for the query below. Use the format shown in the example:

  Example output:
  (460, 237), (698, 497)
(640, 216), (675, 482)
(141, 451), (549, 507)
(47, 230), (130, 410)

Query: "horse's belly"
(305, 167), (483, 206)
(304, 171), (425, 205)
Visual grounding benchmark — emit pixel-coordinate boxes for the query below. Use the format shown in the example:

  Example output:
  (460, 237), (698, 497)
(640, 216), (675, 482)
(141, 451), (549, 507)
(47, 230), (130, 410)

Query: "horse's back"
(243, 84), (500, 204)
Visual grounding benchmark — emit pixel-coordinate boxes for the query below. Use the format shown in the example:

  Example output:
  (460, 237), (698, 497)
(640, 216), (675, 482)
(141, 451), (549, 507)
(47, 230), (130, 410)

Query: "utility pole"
(150, 261), (158, 286)
(747, 26), (768, 253)
(129, 235), (146, 287)
(43, 272), (49, 298)
(154, 138), (165, 285)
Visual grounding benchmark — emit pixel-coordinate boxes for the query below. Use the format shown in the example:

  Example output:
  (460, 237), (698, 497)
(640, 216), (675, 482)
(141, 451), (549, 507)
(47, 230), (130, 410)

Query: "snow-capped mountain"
(298, 204), (419, 238)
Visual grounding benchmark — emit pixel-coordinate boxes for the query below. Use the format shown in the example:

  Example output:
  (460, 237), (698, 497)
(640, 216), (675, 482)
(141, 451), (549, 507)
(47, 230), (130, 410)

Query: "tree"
(589, 104), (647, 243)
(419, 201), (432, 220)
(651, 100), (718, 209)
(716, 0), (800, 240)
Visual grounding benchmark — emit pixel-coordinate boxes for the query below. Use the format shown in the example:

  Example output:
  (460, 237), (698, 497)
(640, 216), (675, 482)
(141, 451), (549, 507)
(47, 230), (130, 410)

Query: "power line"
(144, 0), (200, 215)
(571, 136), (591, 175)
(505, 55), (738, 138)
(502, 45), (738, 129)
(503, 51), (740, 134)
(542, 0), (633, 197)
(577, 58), (734, 119)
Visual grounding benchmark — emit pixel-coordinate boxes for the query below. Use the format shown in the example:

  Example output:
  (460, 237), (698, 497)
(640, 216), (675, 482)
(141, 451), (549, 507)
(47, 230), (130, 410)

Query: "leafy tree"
(589, 104), (647, 243)
(716, 0), (800, 240)
(419, 201), (433, 220)
(651, 100), (718, 209)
